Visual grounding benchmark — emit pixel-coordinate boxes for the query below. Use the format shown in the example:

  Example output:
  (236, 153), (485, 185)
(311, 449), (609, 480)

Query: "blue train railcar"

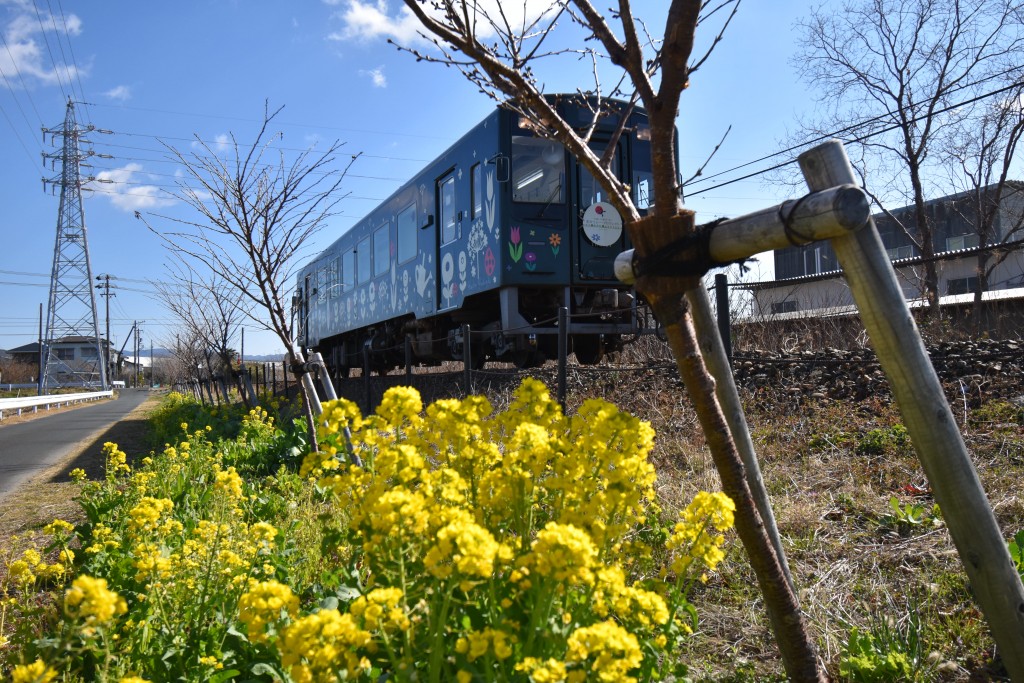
(296, 96), (657, 376)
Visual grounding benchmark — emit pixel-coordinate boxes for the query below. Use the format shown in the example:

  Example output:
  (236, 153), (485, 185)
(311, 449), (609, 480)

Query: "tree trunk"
(628, 212), (827, 683)
(286, 346), (320, 453)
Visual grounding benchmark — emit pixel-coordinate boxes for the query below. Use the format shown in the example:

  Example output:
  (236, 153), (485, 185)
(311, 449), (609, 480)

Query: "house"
(749, 182), (1024, 320)
(7, 337), (118, 386)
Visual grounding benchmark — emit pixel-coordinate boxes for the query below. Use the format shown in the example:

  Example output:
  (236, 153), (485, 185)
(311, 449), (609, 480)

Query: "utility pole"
(134, 322), (143, 388)
(41, 99), (112, 392)
(96, 274), (116, 384)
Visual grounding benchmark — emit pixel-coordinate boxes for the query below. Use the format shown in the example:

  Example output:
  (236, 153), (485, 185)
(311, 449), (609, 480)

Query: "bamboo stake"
(801, 140), (1024, 680)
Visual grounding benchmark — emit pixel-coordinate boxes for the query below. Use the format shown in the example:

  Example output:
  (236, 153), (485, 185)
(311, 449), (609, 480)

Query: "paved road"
(0, 389), (152, 500)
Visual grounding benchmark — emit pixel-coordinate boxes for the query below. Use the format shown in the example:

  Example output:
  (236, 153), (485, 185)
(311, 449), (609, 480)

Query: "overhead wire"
(30, 0), (69, 102)
(685, 64), (1024, 195)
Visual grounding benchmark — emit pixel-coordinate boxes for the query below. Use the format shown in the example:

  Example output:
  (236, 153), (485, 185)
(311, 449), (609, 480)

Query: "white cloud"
(104, 85), (131, 101)
(328, 0), (427, 44)
(92, 163), (175, 212)
(213, 134), (231, 153)
(328, 0), (557, 44)
(360, 66), (387, 88)
(0, 4), (87, 88)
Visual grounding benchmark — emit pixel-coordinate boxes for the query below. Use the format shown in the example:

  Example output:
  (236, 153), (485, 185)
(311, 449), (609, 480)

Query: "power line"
(686, 78), (1024, 196)
(30, 0), (70, 102)
(85, 101), (451, 142)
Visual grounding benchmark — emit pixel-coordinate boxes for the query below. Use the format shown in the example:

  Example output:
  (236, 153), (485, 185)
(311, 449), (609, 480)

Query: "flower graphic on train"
(524, 251), (538, 271)
(548, 232), (561, 256)
(509, 226), (523, 263)
(483, 248), (495, 278)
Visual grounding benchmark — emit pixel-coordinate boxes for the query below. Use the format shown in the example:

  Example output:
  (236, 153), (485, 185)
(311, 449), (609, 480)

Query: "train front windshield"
(511, 136), (565, 204)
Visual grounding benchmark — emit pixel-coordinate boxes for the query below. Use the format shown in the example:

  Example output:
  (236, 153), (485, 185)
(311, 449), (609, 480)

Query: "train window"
(330, 258), (340, 298)
(317, 267), (328, 302)
(633, 170), (654, 210)
(342, 249), (354, 291)
(373, 223), (390, 277)
(397, 204), (416, 264)
(578, 143), (619, 207)
(471, 163), (482, 218)
(357, 236), (371, 284)
(512, 137), (564, 204)
(439, 174), (457, 244)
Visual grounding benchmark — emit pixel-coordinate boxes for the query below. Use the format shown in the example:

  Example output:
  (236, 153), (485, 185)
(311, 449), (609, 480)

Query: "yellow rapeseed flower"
(64, 575), (127, 627)
(11, 659), (58, 683)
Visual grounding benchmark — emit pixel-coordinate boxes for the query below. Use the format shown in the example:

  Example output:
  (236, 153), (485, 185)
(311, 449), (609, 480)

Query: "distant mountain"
(135, 348), (286, 363)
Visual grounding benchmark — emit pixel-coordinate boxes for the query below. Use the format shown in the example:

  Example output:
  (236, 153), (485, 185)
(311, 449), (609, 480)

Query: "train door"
(436, 170), (458, 310)
(301, 273), (312, 347)
(575, 140), (627, 282)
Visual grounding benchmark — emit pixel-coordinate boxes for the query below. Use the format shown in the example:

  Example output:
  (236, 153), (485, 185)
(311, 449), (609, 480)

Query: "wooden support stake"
(311, 352), (338, 402)
(802, 140), (1024, 679)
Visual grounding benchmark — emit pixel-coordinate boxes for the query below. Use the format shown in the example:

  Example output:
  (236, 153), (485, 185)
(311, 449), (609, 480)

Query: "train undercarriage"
(312, 286), (642, 381)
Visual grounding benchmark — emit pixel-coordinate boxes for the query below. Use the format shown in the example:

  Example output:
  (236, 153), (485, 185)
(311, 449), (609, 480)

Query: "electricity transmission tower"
(41, 99), (109, 391)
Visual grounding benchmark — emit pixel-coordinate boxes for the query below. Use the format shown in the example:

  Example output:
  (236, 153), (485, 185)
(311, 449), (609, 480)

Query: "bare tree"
(139, 103), (358, 449)
(155, 262), (254, 406)
(940, 83), (1024, 330)
(394, 1), (825, 680)
(793, 0), (1024, 317)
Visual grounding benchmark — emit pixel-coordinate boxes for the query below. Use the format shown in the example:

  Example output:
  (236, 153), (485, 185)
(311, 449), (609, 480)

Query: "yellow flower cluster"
(127, 497), (175, 533)
(565, 619), (644, 682)
(64, 575), (127, 627)
(213, 465), (244, 500)
(521, 522), (598, 586)
(455, 626), (516, 661)
(10, 659), (58, 683)
(103, 441), (131, 478)
(667, 491), (736, 577)
(289, 379), (729, 680)
(4, 545), (72, 588)
(279, 608), (372, 682)
(349, 587), (410, 632)
(238, 579), (299, 643)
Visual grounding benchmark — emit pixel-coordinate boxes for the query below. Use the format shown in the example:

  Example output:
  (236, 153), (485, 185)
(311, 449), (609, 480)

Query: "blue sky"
(0, 1), (821, 356)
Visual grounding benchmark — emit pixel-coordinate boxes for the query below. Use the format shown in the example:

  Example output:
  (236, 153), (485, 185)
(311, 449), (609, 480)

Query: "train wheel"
(469, 350), (487, 370)
(512, 350), (543, 369)
(573, 335), (605, 365)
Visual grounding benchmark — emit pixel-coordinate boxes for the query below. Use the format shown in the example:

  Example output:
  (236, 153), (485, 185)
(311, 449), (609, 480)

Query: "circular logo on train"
(581, 202), (622, 247)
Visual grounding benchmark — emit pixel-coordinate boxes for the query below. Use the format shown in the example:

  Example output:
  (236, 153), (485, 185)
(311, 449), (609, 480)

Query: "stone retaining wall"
(731, 339), (1023, 402)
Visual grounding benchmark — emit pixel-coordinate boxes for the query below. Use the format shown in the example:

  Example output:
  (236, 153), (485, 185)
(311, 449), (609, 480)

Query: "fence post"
(462, 323), (472, 396)
(802, 140), (1024, 678)
(714, 273), (732, 364)
(363, 344), (372, 415)
(557, 307), (568, 410)
(405, 335), (413, 383)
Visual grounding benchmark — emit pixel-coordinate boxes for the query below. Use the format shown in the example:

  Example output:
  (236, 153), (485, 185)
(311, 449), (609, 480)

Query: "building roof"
(745, 236), (1024, 291)
(743, 286), (1024, 323)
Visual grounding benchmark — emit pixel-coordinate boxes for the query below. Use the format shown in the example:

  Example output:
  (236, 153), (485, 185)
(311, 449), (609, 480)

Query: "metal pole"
(311, 352), (338, 401)
(405, 335), (413, 383)
(714, 274), (732, 363)
(557, 307), (568, 409)
(462, 323), (472, 396)
(363, 344), (371, 415)
(801, 140), (1024, 678)
(37, 303), (43, 396)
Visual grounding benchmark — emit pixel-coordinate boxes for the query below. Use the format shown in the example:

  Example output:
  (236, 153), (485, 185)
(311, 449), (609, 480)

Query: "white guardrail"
(0, 390), (114, 421)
